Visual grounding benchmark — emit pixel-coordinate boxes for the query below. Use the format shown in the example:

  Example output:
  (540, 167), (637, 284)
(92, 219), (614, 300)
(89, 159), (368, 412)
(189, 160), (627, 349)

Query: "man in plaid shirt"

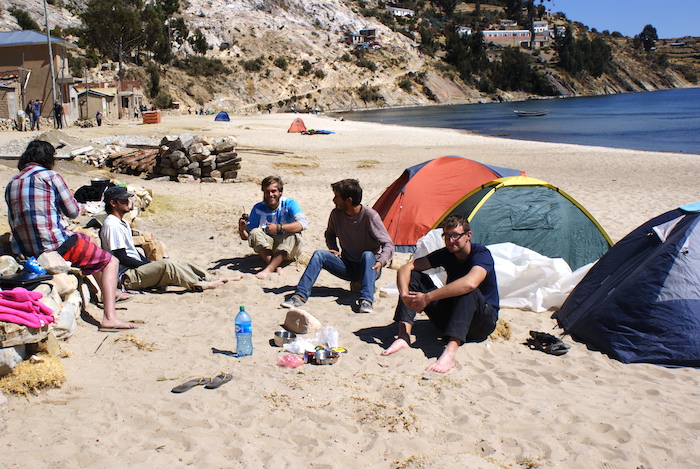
(5, 140), (137, 332)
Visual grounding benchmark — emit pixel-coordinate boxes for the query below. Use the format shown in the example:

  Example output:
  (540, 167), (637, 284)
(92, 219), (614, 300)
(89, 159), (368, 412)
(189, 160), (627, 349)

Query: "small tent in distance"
(214, 111), (230, 121)
(288, 118), (307, 133)
(433, 176), (612, 270)
(373, 156), (524, 253)
(554, 202), (700, 366)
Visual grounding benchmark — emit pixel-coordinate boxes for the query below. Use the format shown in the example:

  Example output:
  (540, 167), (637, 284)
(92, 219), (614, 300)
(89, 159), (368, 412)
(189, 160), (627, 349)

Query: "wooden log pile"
(105, 148), (159, 176)
(148, 134), (241, 183)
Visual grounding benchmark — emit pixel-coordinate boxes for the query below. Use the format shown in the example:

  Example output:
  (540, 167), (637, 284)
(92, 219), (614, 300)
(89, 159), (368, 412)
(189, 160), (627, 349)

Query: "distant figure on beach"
(101, 186), (242, 291)
(25, 101), (34, 130)
(5, 140), (136, 332)
(53, 101), (63, 129)
(31, 99), (42, 130)
(381, 215), (499, 373)
(16, 108), (26, 132)
(238, 176), (307, 279)
(280, 179), (394, 314)
(96, 110), (103, 126)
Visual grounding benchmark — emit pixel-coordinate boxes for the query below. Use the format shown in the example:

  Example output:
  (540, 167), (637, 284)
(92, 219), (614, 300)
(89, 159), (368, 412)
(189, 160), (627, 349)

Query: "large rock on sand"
(283, 308), (322, 334)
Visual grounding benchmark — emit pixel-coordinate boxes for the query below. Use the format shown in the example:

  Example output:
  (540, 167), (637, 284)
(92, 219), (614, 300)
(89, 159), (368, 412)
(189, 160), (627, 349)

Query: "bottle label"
(235, 324), (252, 334)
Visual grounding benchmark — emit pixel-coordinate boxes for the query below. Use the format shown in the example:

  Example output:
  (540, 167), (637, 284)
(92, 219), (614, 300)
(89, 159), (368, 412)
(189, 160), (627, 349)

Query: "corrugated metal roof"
(0, 30), (77, 49)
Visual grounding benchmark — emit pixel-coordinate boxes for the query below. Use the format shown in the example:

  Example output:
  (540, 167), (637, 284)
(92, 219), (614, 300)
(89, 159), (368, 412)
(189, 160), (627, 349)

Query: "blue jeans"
(295, 250), (379, 303)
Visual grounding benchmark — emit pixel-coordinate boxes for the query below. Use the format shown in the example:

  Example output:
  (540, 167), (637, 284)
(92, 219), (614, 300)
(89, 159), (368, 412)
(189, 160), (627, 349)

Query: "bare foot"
(99, 320), (138, 330)
(425, 349), (457, 374)
(255, 269), (273, 279)
(255, 267), (284, 279)
(381, 337), (411, 356)
(200, 276), (243, 289)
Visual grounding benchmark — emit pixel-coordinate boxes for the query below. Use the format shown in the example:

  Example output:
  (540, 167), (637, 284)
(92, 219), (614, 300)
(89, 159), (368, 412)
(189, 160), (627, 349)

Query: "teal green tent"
(433, 176), (613, 270)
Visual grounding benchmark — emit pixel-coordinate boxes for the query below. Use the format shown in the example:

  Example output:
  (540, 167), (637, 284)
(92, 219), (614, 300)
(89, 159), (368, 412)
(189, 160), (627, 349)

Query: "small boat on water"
(514, 110), (549, 117)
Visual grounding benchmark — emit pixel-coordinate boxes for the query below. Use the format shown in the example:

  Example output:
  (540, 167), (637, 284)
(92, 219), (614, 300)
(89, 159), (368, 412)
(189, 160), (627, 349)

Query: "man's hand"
(238, 217), (249, 239)
(327, 249), (340, 256)
(400, 291), (429, 312)
(372, 261), (382, 279)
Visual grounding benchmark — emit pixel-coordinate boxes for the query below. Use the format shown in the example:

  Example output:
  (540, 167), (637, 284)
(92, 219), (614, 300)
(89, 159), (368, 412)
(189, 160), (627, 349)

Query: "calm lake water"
(340, 88), (700, 155)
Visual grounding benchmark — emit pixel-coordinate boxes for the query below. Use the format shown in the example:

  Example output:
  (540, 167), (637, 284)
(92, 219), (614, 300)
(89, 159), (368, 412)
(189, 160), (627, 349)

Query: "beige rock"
(0, 255), (20, 276)
(37, 251), (71, 274)
(283, 308), (322, 334)
(48, 273), (79, 298)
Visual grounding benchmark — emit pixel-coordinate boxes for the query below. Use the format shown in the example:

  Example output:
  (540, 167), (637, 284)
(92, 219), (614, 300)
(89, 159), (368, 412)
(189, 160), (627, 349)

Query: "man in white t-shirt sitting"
(100, 186), (241, 291)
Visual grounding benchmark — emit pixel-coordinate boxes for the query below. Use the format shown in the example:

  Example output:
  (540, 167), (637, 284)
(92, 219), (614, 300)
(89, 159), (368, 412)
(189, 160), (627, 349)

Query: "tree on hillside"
(9, 7), (41, 31)
(437, 0), (461, 17)
(634, 24), (658, 52)
(189, 28), (209, 55)
(81, 0), (145, 93)
(444, 30), (488, 80)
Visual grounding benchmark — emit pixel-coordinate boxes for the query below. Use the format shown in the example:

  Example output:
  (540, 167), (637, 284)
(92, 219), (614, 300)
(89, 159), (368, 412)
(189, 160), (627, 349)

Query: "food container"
(90, 178), (112, 196)
(309, 349), (340, 365)
(273, 330), (297, 347)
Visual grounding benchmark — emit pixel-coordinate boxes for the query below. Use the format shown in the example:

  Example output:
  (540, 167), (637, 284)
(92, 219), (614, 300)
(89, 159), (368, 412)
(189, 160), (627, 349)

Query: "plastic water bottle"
(235, 305), (253, 357)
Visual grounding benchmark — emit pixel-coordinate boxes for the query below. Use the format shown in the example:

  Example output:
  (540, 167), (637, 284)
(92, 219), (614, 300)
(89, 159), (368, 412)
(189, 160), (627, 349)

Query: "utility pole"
(42, 0), (57, 106)
(85, 66), (89, 120)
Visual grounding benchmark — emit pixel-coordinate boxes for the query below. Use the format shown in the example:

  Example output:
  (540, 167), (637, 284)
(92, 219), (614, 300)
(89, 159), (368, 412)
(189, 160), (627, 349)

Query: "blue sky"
(550, 0), (698, 39)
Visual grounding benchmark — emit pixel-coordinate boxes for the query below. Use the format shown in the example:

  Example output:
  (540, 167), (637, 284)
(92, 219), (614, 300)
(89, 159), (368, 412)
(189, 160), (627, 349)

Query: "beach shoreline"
(1, 113), (699, 468)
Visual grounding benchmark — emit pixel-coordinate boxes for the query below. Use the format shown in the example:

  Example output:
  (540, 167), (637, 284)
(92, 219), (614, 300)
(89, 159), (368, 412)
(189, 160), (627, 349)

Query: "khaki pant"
(121, 258), (215, 290)
(16, 115), (26, 131)
(248, 228), (302, 260)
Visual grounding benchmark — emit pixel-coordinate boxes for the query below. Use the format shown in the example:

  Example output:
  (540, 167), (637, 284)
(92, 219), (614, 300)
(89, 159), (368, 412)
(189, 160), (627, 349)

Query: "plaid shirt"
(5, 163), (80, 257)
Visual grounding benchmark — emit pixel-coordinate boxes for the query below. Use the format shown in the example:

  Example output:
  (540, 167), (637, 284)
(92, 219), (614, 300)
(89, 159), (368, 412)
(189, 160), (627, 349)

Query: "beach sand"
(1, 113), (699, 468)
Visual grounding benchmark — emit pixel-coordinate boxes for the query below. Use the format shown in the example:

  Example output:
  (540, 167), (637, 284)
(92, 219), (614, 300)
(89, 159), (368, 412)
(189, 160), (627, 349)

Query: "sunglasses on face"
(441, 232), (467, 241)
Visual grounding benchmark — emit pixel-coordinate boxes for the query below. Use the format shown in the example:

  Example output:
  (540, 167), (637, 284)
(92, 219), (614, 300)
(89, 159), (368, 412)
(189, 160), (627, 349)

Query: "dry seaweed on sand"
(0, 354), (66, 397)
(114, 333), (158, 351)
(489, 319), (511, 341)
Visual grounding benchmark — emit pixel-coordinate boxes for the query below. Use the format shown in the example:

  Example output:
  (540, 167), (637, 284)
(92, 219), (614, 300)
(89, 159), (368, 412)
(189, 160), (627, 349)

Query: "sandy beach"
(1, 113), (699, 468)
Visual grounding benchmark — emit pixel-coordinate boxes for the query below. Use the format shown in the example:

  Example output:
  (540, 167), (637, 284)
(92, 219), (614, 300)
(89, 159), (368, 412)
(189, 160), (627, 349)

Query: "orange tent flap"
(377, 157), (505, 247)
(287, 118), (307, 133)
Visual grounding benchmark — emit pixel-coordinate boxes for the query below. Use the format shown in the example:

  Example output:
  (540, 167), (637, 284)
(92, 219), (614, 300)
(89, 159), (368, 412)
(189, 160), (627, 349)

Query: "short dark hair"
(331, 179), (362, 206)
(18, 140), (56, 171)
(261, 175), (283, 192)
(441, 214), (470, 232)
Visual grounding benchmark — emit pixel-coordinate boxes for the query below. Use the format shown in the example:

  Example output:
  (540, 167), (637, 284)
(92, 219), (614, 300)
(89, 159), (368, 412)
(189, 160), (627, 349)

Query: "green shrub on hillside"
(358, 84), (382, 102)
(240, 57), (265, 72)
(356, 58), (377, 72)
(9, 7), (41, 31)
(174, 56), (231, 76)
(153, 91), (174, 109)
(273, 57), (288, 70)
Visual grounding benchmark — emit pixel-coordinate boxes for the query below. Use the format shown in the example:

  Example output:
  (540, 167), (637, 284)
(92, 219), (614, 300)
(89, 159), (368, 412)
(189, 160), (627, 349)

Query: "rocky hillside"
(2, 0), (698, 112)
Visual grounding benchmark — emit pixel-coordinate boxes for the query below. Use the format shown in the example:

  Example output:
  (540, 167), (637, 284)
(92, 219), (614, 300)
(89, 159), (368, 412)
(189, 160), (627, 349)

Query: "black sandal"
(526, 331), (570, 356)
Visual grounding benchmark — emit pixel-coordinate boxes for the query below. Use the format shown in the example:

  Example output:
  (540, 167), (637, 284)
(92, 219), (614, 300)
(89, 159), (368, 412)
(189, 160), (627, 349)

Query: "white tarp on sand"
(380, 229), (593, 313)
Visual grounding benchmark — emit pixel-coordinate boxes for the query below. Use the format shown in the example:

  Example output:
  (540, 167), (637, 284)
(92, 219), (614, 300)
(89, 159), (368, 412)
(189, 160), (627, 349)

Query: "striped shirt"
(5, 163), (80, 257)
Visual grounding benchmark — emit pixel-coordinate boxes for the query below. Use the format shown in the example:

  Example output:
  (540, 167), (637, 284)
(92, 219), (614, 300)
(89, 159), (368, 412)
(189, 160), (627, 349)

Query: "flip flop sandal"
(171, 376), (209, 393)
(527, 330), (570, 356)
(542, 342), (570, 356)
(204, 372), (233, 389)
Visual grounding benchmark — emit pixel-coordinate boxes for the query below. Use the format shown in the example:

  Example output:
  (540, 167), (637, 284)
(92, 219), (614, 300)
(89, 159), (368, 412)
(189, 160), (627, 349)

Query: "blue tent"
(554, 202), (700, 366)
(214, 111), (230, 121)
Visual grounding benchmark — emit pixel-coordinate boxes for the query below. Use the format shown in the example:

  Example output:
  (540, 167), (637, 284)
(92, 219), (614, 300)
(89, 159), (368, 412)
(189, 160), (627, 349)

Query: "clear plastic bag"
(314, 325), (339, 348)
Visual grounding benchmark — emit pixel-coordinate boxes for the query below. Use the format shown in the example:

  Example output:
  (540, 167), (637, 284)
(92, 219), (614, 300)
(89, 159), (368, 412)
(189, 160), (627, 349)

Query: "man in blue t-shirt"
(382, 214), (499, 373)
(238, 175), (308, 279)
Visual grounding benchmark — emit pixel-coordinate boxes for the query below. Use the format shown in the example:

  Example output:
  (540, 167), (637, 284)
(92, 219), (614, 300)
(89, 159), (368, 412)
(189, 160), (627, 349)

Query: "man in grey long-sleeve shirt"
(281, 179), (394, 314)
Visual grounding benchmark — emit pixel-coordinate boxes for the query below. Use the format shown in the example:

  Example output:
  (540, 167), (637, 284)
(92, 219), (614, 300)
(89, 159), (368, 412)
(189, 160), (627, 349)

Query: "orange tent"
(372, 156), (525, 252)
(287, 118), (307, 133)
